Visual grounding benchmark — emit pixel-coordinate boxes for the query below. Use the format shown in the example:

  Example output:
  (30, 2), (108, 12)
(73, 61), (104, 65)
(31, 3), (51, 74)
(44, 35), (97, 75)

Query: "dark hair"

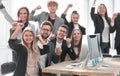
(71, 11), (79, 16)
(60, 24), (69, 32)
(97, 4), (111, 25)
(41, 21), (53, 31)
(17, 7), (29, 21)
(71, 29), (82, 58)
(72, 11), (78, 14)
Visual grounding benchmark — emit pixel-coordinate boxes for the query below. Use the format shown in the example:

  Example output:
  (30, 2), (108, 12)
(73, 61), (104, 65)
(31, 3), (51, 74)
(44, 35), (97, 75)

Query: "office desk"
(42, 58), (120, 76)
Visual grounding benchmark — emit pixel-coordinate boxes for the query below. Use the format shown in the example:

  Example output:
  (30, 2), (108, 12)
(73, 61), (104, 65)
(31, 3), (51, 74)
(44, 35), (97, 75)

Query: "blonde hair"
(22, 27), (40, 65)
(47, 0), (58, 7)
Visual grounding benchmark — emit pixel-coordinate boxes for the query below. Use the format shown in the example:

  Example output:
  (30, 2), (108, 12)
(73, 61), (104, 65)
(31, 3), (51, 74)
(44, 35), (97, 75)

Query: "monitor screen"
(87, 34), (103, 67)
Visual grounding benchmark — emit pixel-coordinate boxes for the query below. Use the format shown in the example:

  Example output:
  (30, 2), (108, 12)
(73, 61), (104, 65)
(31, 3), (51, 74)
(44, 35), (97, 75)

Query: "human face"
(97, 4), (106, 16)
(40, 25), (51, 39)
(72, 30), (81, 41)
(23, 31), (34, 45)
(71, 13), (79, 24)
(18, 9), (28, 22)
(48, 4), (58, 13)
(57, 27), (67, 39)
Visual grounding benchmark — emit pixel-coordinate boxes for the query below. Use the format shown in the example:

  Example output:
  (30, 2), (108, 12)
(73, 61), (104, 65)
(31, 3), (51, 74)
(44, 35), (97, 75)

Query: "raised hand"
(16, 22), (24, 30)
(34, 5), (41, 11)
(37, 35), (47, 45)
(111, 13), (118, 23)
(66, 38), (71, 46)
(67, 4), (73, 8)
(63, 4), (73, 14)
(49, 33), (55, 40)
(93, 0), (96, 5)
(11, 22), (18, 30)
(0, 0), (2, 5)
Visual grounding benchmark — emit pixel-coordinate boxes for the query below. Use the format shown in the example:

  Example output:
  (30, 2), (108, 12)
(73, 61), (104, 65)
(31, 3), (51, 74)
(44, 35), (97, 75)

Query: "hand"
(55, 47), (62, 55)
(0, 0), (2, 5)
(16, 22), (24, 30)
(111, 13), (118, 23)
(34, 5), (41, 11)
(11, 22), (18, 30)
(67, 4), (73, 8)
(66, 38), (71, 45)
(112, 13), (118, 20)
(37, 35), (47, 45)
(49, 33), (55, 40)
(93, 0), (96, 5)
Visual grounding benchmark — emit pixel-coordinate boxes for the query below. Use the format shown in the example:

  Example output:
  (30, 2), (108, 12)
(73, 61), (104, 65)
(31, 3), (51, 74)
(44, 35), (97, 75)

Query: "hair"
(71, 11), (79, 16)
(71, 28), (82, 58)
(17, 7), (29, 21)
(21, 27), (40, 66)
(60, 24), (69, 34)
(41, 21), (53, 31)
(47, 0), (58, 7)
(97, 4), (111, 25)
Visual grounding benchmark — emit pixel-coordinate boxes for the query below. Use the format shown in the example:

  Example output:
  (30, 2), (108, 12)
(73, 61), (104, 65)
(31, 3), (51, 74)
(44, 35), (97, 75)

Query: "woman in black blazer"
(90, 0), (112, 54)
(61, 4), (86, 38)
(8, 23), (41, 76)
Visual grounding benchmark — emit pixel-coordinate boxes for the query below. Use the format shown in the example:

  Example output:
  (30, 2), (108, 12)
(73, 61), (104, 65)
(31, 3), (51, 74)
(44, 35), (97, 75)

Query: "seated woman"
(65, 28), (82, 61)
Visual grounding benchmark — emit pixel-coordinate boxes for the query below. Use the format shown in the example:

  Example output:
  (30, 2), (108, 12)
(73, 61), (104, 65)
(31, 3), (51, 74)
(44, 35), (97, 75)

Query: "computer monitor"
(87, 34), (103, 68)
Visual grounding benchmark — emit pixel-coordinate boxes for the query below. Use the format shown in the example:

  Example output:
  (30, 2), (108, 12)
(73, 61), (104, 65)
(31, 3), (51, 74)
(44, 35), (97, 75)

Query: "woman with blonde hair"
(8, 23), (41, 76)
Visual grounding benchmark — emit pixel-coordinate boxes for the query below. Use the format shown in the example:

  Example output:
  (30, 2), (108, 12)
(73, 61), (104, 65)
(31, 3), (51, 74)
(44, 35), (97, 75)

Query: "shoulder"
(79, 24), (86, 29)
(56, 16), (64, 22)
(41, 11), (49, 15)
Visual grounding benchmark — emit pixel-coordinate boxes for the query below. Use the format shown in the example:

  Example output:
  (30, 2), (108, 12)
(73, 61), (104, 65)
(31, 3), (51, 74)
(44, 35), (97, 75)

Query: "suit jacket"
(110, 13), (120, 49)
(30, 11), (64, 35)
(51, 38), (76, 62)
(61, 14), (86, 38)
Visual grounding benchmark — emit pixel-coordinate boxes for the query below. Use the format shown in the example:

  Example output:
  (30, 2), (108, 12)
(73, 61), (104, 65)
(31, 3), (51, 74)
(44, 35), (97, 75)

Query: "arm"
(60, 40), (76, 61)
(63, 4), (72, 15)
(8, 22), (23, 52)
(29, 5), (41, 21)
(110, 13), (119, 33)
(90, 0), (97, 21)
(37, 35), (50, 55)
(61, 4), (72, 25)
(0, 1), (14, 24)
(10, 22), (23, 39)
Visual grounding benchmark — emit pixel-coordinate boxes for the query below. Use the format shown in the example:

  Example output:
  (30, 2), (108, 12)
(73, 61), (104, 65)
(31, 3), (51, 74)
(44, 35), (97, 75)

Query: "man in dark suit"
(51, 24), (76, 62)
(111, 13), (120, 54)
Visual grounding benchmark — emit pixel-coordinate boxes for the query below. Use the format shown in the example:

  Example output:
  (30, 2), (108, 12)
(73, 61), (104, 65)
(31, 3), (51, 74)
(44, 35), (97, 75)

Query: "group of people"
(0, 0), (120, 76)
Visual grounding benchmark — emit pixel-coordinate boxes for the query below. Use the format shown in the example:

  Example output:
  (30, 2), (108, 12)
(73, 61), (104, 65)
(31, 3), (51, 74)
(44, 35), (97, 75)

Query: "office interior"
(0, 0), (120, 76)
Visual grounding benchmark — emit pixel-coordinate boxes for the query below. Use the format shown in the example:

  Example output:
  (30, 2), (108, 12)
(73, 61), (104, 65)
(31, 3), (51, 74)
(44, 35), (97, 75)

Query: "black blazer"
(90, 7), (112, 44)
(51, 38), (76, 62)
(61, 14), (86, 38)
(110, 13), (120, 49)
(8, 39), (46, 76)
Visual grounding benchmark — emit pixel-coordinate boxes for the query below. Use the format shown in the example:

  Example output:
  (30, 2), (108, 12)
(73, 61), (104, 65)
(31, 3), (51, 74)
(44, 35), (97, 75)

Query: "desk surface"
(42, 58), (120, 76)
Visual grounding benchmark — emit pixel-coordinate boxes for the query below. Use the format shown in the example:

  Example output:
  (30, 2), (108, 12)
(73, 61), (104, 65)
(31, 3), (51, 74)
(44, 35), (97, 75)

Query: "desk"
(42, 58), (120, 76)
